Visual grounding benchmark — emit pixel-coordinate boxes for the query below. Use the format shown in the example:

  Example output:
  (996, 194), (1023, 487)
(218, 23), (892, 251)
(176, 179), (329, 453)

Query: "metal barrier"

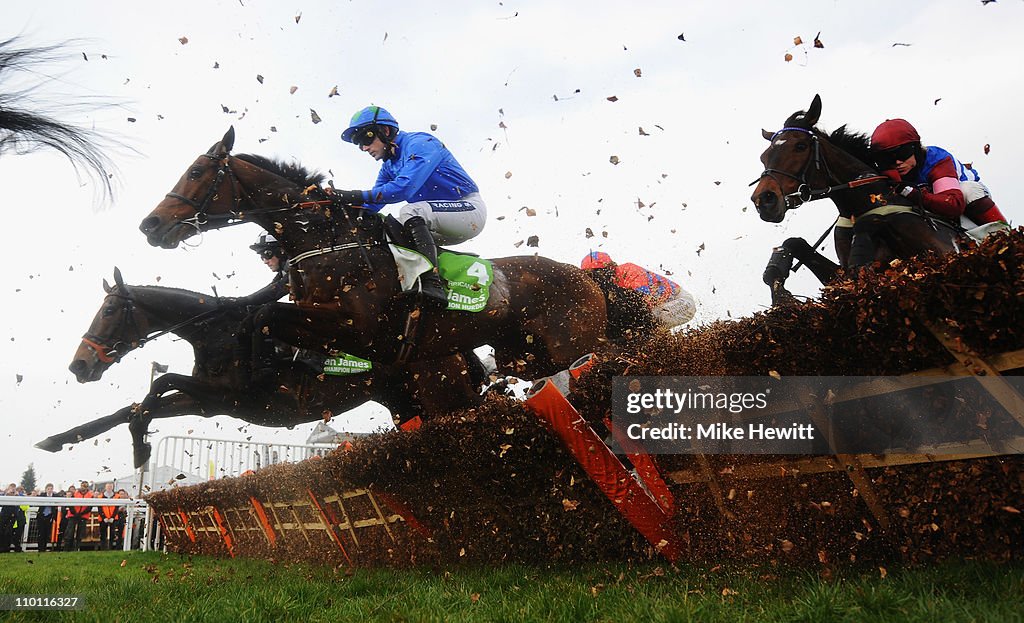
(146, 435), (340, 491)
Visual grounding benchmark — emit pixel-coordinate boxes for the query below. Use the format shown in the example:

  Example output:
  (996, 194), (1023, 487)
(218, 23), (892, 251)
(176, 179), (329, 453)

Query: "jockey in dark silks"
(227, 233), (303, 383)
(330, 105), (488, 308)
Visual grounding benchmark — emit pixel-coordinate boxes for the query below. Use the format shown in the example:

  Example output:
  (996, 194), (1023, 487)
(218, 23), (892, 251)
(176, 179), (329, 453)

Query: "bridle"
(80, 289), (225, 364)
(754, 127), (887, 211)
(80, 291), (143, 364)
(164, 147), (386, 278)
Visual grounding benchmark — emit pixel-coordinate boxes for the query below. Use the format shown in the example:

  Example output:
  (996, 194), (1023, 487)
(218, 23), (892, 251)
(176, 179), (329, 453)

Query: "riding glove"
(893, 183), (922, 205)
(330, 189), (365, 207)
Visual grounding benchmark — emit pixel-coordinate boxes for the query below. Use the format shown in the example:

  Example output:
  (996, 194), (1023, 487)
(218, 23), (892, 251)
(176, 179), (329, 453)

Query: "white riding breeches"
(654, 289), (696, 329)
(398, 192), (487, 246)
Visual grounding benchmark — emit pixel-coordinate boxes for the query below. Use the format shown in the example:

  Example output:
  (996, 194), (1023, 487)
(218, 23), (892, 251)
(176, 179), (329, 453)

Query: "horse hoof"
(133, 442), (152, 468)
(35, 438), (63, 453)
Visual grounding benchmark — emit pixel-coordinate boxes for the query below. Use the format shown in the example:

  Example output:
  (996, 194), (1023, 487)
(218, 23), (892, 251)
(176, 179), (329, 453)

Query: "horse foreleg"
(782, 237), (839, 284)
(35, 405), (136, 452)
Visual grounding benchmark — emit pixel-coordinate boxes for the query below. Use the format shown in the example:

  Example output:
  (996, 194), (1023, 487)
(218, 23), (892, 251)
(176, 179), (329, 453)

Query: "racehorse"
(0, 37), (116, 198)
(138, 127), (612, 380)
(41, 269), (480, 467)
(751, 94), (960, 303)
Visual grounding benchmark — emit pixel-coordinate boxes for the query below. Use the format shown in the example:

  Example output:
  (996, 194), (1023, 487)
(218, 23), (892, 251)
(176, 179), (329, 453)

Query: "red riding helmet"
(581, 251), (614, 270)
(870, 119), (921, 151)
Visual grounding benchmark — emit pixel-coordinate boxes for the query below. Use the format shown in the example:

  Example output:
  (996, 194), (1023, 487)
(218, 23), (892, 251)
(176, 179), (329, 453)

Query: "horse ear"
(805, 94), (822, 127)
(113, 267), (126, 291)
(762, 128), (774, 141)
(222, 126), (235, 153)
(103, 278), (112, 294)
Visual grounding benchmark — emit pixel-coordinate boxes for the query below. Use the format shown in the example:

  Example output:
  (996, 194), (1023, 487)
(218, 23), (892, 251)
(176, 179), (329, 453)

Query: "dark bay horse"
(41, 269), (479, 467)
(138, 127), (611, 380)
(751, 94), (960, 302)
(1, 37), (116, 199)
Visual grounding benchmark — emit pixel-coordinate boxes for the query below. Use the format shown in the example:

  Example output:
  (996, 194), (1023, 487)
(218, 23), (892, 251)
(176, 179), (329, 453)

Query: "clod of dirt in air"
(256, 75), (264, 84)
(290, 86), (298, 95)
(639, 127), (649, 136)
(678, 33), (686, 41)
(310, 109), (322, 124)
(328, 86), (339, 97)
(633, 68), (642, 77)
(294, 12), (301, 23)
(813, 32), (825, 48)
(526, 235), (539, 247)
(504, 171), (513, 179)
(607, 96), (618, 102)
(178, 37), (189, 45)
(430, 124), (438, 131)
(609, 156), (620, 165)
(793, 36), (803, 46)
(984, 143), (991, 155)
(934, 98), (942, 105)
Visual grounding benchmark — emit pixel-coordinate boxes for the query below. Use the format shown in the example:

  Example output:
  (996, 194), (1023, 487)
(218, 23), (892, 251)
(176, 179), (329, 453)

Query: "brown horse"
(751, 94), (960, 300)
(138, 127), (611, 380)
(43, 268), (479, 467)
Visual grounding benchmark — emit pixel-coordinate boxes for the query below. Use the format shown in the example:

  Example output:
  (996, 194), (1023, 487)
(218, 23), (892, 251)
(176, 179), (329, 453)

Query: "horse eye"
(102, 306), (116, 317)
(188, 167), (204, 180)
(794, 142), (809, 152)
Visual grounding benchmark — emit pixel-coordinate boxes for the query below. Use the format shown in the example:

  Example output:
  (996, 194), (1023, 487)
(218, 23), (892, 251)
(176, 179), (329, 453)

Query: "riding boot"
(762, 245), (794, 287)
(403, 216), (448, 308)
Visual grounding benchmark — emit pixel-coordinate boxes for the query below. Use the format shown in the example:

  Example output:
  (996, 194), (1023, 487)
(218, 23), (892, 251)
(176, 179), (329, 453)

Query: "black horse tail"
(584, 268), (658, 342)
(0, 37), (119, 200)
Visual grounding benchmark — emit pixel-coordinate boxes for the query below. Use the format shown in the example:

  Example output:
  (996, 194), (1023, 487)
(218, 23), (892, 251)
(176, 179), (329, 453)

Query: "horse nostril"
(69, 360), (86, 375)
(757, 192), (777, 211)
(139, 216), (160, 234)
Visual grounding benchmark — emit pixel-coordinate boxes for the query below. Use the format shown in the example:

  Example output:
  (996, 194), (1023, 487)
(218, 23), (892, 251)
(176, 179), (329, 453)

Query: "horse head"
(69, 267), (144, 383)
(751, 94), (823, 222)
(139, 126), (238, 248)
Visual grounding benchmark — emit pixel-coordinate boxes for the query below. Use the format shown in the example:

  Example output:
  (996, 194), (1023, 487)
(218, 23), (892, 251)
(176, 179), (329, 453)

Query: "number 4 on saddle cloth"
(390, 244), (494, 312)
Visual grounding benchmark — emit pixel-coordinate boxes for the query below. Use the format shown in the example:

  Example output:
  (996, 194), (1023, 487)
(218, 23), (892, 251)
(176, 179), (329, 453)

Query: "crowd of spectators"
(0, 480), (136, 553)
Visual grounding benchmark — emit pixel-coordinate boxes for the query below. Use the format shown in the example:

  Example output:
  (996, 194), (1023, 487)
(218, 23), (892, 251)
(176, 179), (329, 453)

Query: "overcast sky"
(2, 0), (1021, 489)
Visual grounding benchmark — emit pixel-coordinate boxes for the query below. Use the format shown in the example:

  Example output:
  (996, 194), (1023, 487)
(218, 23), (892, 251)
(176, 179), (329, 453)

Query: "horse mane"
(827, 125), (874, 167)
(783, 107), (876, 169)
(0, 37), (118, 199)
(234, 153), (326, 188)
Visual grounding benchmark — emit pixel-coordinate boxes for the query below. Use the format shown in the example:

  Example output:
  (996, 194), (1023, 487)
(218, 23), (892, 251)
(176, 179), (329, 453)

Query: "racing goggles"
(873, 143), (917, 169)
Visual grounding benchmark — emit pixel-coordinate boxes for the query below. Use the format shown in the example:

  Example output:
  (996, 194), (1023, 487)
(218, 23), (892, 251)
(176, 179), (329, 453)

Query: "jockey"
(870, 119), (1007, 226)
(332, 105), (487, 307)
(245, 232), (290, 305)
(580, 252), (696, 328)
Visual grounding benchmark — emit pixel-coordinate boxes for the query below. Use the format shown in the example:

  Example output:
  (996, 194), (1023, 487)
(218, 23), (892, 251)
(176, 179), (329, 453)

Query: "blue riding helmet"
(341, 105), (399, 143)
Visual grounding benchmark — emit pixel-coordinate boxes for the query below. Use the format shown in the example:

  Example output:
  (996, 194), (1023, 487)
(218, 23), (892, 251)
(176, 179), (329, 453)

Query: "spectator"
(36, 483), (59, 552)
(0, 483), (16, 552)
(11, 486), (27, 553)
(111, 489), (129, 550)
(98, 483), (116, 550)
(55, 486), (77, 551)
(62, 480), (93, 551)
